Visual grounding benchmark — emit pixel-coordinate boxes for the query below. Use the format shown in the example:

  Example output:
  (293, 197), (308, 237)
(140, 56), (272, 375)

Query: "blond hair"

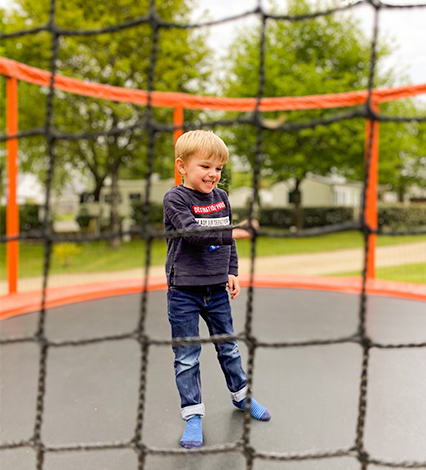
(175, 130), (229, 164)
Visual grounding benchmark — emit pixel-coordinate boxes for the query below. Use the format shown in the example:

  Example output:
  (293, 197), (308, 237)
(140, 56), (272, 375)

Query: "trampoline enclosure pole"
(6, 76), (19, 294)
(364, 102), (379, 280)
(173, 106), (183, 186)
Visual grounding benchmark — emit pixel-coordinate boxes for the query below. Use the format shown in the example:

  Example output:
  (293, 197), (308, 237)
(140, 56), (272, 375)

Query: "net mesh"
(1, 1), (426, 469)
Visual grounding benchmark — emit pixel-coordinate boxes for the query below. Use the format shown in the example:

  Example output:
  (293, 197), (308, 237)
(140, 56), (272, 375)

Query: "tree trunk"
(293, 178), (303, 230)
(0, 164), (4, 201)
(91, 175), (107, 237)
(93, 180), (103, 202)
(398, 185), (405, 203)
(109, 163), (121, 249)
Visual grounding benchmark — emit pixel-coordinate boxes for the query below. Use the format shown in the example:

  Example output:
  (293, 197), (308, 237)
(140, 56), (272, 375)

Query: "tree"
(1, 0), (211, 247)
(378, 101), (426, 202)
(219, 0), (418, 228)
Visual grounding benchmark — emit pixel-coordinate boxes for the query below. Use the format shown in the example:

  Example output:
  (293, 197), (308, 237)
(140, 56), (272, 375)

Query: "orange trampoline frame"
(1, 56), (426, 318)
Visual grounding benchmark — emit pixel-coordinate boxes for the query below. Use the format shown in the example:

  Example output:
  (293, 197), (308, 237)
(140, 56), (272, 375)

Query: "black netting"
(1, 1), (426, 469)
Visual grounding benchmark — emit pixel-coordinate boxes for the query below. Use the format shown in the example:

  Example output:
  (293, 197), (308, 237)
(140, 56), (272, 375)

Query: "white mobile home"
(270, 175), (363, 208)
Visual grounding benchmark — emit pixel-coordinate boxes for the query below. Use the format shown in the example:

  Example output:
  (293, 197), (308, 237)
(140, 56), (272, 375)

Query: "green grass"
(330, 263), (426, 284)
(235, 231), (426, 257)
(376, 263), (426, 284)
(1, 231), (425, 280)
(0, 240), (168, 279)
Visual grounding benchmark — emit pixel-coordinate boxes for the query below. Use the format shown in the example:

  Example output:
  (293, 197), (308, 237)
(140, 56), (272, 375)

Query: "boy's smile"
(177, 154), (224, 194)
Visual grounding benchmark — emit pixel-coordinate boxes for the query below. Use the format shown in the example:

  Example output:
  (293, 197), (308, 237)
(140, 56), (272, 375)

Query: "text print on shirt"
(194, 216), (230, 252)
(195, 216), (230, 227)
(192, 201), (226, 215)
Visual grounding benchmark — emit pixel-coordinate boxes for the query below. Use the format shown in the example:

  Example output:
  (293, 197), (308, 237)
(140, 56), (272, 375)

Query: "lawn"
(1, 231), (425, 282)
(235, 231), (426, 257)
(0, 239), (168, 279)
(331, 262), (426, 284)
(375, 263), (426, 284)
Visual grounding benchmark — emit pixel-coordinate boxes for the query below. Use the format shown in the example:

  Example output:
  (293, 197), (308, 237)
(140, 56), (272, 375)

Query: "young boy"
(163, 130), (270, 449)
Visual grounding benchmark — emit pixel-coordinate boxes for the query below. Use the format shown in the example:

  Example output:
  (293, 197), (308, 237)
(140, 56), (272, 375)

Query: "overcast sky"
(193, 0), (426, 86)
(2, 0), (425, 86)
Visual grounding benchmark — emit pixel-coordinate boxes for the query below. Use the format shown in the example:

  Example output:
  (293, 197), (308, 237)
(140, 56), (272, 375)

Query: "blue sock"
(180, 415), (203, 449)
(233, 397), (271, 421)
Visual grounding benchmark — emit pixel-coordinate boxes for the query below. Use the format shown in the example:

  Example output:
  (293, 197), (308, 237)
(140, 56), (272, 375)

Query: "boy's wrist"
(232, 228), (252, 239)
(232, 219), (259, 239)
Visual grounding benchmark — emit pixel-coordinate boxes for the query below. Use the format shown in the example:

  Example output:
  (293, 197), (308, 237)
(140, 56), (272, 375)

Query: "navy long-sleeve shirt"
(163, 185), (238, 286)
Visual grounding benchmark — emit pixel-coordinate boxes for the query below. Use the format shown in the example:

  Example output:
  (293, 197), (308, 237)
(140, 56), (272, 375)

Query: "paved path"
(1, 242), (425, 295)
(240, 241), (426, 275)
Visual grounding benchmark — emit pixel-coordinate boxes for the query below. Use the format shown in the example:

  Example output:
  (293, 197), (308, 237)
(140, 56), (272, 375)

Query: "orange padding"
(1, 57), (426, 111)
(1, 275), (425, 321)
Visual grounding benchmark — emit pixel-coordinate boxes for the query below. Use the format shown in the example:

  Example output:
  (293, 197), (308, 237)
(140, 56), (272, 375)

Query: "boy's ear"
(176, 158), (186, 175)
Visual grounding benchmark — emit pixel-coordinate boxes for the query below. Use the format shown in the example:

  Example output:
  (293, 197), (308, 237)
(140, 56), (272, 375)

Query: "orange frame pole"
(364, 102), (379, 280)
(173, 106), (183, 186)
(6, 77), (19, 294)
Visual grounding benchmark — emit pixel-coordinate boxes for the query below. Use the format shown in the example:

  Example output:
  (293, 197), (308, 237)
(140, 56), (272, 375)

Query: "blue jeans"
(167, 284), (247, 420)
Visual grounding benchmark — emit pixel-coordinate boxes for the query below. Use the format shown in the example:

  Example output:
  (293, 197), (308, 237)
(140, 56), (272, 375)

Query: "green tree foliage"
(220, 0), (423, 226)
(378, 100), (426, 202)
(1, 0), (211, 246)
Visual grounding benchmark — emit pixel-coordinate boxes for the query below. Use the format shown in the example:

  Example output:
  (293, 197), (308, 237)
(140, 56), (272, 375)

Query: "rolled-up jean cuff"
(230, 385), (248, 402)
(181, 403), (205, 421)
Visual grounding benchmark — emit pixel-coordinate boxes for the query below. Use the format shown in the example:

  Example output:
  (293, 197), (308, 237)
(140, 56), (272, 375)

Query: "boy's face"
(177, 153), (224, 194)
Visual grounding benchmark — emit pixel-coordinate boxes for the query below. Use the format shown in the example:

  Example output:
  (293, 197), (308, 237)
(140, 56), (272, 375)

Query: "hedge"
(131, 201), (165, 227)
(3, 203), (422, 236)
(128, 204), (426, 230)
(378, 204), (426, 230)
(233, 205), (426, 230)
(232, 206), (355, 229)
(0, 204), (42, 235)
(131, 204), (356, 230)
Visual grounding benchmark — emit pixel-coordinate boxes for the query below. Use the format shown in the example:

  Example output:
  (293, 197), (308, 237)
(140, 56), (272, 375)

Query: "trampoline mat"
(1, 287), (426, 470)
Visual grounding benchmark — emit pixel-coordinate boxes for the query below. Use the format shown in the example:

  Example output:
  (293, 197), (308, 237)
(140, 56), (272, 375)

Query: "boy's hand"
(232, 219), (259, 239)
(227, 274), (240, 299)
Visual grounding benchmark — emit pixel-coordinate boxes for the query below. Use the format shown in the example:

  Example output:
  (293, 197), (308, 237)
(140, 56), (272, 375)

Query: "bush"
(0, 204), (42, 235)
(233, 206), (355, 229)
(258, 208), (295, 227)
(378, 204), (426, 230)
(0, 205), (6, 234)
(76, 208), (92, 229)
(53, 243), (82, 267)
(302, 207), (355, 228)
(131, 201), (164, 227)
(233, 205), (426, 230)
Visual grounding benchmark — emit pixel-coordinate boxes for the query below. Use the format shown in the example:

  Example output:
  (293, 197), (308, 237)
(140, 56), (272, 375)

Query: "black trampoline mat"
(1, 288), (426, 470)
